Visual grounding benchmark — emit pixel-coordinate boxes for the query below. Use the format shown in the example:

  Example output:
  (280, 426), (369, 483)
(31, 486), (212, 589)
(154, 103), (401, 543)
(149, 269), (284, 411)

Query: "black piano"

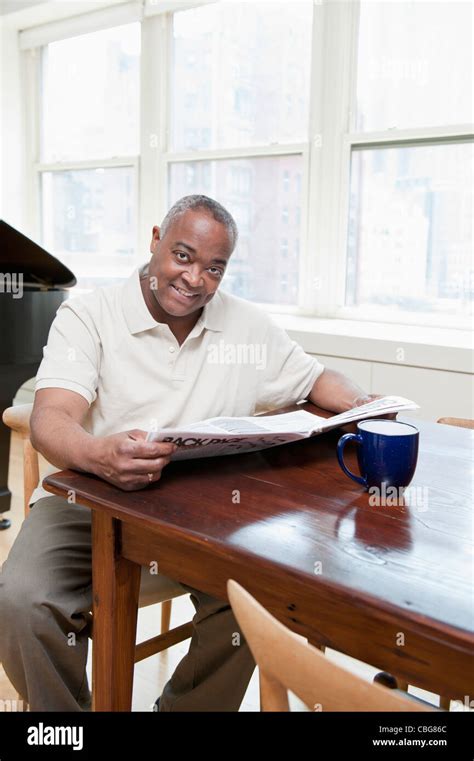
(0, 220), (76, 527)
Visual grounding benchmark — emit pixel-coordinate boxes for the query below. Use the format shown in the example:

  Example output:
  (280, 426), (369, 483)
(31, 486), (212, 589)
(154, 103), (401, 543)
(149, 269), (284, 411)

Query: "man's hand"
(353, 393), (377, 407)
(340, 393), (397, 434)
(92, 430), (177, 491)
(353, 393), (397, 419)
(310, 369), (375, 414)
(30, 390), (178, 493)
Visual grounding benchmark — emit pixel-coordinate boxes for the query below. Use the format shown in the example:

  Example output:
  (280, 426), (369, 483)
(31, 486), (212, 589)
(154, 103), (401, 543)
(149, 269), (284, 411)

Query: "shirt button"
(169, 346), (175, 353)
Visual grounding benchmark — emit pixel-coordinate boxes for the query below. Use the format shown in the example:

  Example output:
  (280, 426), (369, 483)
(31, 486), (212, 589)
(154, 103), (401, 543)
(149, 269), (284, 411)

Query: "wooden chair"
(227, 579), (437, 712)
(437, 417), (474, 430)
(2, 402), (193, 710)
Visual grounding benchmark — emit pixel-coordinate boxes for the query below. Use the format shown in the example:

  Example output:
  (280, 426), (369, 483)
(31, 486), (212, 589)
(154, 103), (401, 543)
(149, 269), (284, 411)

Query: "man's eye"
(175, 252), (189, 261)
(209, 267), (222, 277)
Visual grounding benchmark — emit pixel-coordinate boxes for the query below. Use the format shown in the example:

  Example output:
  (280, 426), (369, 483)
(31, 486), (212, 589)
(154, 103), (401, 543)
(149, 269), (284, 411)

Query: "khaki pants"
(0, 496), (255, 711)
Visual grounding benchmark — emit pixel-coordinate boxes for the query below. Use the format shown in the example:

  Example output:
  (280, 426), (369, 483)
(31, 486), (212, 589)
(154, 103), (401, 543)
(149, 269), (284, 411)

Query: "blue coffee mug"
(337, 419), (419, 490)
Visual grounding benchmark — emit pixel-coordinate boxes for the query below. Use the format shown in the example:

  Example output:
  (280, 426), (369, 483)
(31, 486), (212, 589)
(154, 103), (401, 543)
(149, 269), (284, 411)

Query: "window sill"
(271, 313), (473, 374)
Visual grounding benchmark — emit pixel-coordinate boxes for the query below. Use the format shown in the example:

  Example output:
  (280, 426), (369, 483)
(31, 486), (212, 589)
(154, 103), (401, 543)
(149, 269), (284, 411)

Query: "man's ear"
(150, 225), (161, 253)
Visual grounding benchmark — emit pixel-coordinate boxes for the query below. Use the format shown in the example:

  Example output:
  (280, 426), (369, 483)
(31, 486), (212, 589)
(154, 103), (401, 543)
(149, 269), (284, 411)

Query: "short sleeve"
(35, 299), (101, 406)
(255, 317), (324, 413)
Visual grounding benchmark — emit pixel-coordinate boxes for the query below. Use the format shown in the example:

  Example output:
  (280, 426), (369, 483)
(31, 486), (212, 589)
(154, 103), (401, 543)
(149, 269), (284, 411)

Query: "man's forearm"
(309, 368), (369, 414)
(30, 406), (98, 474)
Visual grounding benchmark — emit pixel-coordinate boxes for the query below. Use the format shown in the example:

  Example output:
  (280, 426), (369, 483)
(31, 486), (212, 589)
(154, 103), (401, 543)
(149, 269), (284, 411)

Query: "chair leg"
(161, 600), (172, 634)
(23, 437), (39, 519)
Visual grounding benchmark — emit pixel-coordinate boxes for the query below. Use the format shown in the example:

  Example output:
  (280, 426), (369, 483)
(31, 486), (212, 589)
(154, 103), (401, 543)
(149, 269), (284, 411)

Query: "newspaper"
(146, 395), (419, 460)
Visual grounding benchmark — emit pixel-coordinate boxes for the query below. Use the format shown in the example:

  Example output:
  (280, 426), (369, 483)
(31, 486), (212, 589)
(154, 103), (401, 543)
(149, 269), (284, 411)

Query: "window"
(230, 167), (252, 196)
(169, 155), (304, 305)
(42, 167), (136, 283)
(170, 2), (312, 150)
(346, 142), (473, 317)
(168, 0), (313, 306)
(342, 0), (473, 324)
(356, 1), (472, 131)
(38, 23), (140, 289)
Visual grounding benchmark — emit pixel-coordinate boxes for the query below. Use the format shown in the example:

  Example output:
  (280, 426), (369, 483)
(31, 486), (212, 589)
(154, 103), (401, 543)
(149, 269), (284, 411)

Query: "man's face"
(148, 210), (233, 318)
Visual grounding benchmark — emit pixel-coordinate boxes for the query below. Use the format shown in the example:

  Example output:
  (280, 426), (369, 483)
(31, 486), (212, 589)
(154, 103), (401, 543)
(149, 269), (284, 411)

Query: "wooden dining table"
(42, 402), (474, 711)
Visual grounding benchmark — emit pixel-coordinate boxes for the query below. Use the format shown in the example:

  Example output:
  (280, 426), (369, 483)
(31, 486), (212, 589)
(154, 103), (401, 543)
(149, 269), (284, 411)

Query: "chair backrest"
(437, 417), (474, 430)
(227, 579), (436, 712)
(2, 403), (37, 518)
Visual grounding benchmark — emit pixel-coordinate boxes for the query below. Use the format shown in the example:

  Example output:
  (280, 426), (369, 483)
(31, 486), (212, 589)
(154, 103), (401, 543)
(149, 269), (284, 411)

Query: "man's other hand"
(339, 393), (397, 435)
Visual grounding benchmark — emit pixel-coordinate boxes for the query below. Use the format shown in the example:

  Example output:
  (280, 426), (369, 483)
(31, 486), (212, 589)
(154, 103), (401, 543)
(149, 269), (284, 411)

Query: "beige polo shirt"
(31, 264), (324, 504)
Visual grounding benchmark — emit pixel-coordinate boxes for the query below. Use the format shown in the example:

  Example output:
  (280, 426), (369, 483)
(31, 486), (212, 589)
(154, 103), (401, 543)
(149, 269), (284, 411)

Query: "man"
(0, 194), (378, 712)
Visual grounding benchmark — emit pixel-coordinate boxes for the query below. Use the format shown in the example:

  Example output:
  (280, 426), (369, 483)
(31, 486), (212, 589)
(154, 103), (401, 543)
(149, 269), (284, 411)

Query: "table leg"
(92, 511), (141, 711)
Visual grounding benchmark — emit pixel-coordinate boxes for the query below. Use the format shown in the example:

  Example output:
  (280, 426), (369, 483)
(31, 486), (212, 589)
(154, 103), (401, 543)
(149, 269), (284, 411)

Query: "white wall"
(1, 1), (45, 15)
(313, 353), (473, 422)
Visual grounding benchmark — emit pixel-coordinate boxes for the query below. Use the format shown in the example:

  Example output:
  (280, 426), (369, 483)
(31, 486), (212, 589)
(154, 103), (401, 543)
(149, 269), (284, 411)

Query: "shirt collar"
(121, 263), (224, 336)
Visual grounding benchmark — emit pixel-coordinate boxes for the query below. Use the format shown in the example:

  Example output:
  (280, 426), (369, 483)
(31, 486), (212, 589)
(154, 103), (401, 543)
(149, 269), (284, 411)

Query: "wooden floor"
(0, 429), (454, 712)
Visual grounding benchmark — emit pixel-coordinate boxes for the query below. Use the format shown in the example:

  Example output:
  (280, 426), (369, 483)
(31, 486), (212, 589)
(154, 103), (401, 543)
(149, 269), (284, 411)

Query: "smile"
(171, 284), (200, 299)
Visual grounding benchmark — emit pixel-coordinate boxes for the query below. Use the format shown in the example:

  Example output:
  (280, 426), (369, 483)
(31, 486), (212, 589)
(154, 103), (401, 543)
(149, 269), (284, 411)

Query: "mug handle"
(337, 433), (367, 487)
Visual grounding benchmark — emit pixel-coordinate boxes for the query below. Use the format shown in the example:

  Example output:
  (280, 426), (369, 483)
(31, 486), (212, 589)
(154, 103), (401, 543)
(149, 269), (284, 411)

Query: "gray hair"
(160, 195), (238, 251)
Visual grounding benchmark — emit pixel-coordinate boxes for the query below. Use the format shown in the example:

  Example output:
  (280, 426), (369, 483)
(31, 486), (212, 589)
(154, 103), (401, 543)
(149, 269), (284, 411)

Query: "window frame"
(21, 0), (474, 328)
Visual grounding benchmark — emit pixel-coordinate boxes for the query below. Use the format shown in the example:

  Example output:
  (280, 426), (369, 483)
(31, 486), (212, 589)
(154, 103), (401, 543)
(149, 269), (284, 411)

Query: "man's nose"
(182, 266), (203, 288)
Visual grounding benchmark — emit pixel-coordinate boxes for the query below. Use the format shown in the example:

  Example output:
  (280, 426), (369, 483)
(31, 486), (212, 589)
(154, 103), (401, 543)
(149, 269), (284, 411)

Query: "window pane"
(345, 142), (473, 320)
(356, 1), (472, 131)
(168, 156), (303, 305)
(171, 1), (312, 150)
(41, 24), (140, 161)
(42, 167), (136, 289)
